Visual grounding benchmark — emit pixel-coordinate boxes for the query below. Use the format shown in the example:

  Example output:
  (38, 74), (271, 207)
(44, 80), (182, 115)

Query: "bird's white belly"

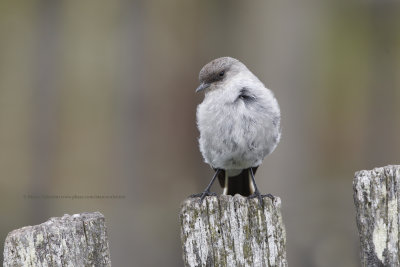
(197, 99), (279, 170)
(201, 127), (266, 169)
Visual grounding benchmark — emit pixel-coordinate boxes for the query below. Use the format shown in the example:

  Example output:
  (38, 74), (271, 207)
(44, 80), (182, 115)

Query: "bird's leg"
(190, 169), (220, 203)
(248, 167), (264, 208)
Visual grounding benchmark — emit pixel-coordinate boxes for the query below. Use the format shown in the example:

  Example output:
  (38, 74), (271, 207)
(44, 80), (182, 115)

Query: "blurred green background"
(1, 0), (400, 266)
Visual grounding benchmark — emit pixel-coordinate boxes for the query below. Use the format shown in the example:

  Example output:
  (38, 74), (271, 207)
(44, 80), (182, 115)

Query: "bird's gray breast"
(197, 88), (280, 170)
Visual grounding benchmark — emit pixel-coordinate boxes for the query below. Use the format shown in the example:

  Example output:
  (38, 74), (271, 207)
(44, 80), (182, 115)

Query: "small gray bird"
(194, 57), (281, 205)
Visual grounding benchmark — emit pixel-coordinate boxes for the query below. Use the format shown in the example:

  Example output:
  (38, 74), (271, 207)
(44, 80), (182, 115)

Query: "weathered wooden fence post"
(3, 212), (112, 267)
(353, 165), (400, 266)
(179, 194), (287, 267)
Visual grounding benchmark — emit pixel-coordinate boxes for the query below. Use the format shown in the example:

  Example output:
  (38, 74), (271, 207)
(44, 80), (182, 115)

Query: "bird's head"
(196, 57), (245, 93)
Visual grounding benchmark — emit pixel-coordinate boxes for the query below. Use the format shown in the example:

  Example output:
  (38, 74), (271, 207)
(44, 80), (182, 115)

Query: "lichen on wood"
(353, 165), (400, 266)
(180, 195), (287, 267)
(3, 212), (111, 267)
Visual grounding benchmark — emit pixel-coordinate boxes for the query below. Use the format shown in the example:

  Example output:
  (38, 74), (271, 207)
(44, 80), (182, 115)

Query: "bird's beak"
(196, 82), (210, 93)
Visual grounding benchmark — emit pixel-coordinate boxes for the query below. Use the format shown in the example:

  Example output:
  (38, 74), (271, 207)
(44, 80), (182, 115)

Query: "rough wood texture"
(180, 195), (287, 267)
(3, 212), (111, 267)
(353, 165), (400, 266)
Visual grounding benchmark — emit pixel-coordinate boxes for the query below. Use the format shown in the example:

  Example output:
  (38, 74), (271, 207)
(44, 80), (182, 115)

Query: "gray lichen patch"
(354, 165), (400, 266)
(180, 195), (287, 267)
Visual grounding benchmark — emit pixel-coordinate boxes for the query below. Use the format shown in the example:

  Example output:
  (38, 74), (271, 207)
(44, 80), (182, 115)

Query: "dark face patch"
(202, 68), (226, 84)
(237, 88), (256, 103)
(198, 57), (239, 86)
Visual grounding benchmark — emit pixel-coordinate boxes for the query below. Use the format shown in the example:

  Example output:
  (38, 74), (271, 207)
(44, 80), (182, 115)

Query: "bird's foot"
(190, 191), (217, 203)
(261, 193), (275, 201)
(248, 193), (275, 208)
(248, 190), (265, 208)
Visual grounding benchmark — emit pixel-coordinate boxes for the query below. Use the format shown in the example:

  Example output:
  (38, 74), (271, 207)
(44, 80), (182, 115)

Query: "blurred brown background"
(1, 0), (400, 266)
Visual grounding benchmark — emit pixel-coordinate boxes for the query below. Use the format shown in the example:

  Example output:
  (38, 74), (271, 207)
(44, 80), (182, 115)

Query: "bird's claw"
(248, 190), (264, 208)
(261, 193), (275, 201)
(248, 192), (275, 208)
(190, 191), (217, 203)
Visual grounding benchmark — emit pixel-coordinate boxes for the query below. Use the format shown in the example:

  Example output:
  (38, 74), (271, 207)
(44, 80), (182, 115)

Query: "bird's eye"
(219, 71), (225, 77)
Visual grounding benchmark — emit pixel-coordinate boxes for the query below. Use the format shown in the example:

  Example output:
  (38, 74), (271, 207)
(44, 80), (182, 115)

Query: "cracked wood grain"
(3, 212), (111, 267)
(180, 195), (287, 267)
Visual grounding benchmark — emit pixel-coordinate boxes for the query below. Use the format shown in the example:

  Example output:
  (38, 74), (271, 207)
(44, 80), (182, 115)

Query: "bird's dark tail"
(217, 167), (258, 196)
